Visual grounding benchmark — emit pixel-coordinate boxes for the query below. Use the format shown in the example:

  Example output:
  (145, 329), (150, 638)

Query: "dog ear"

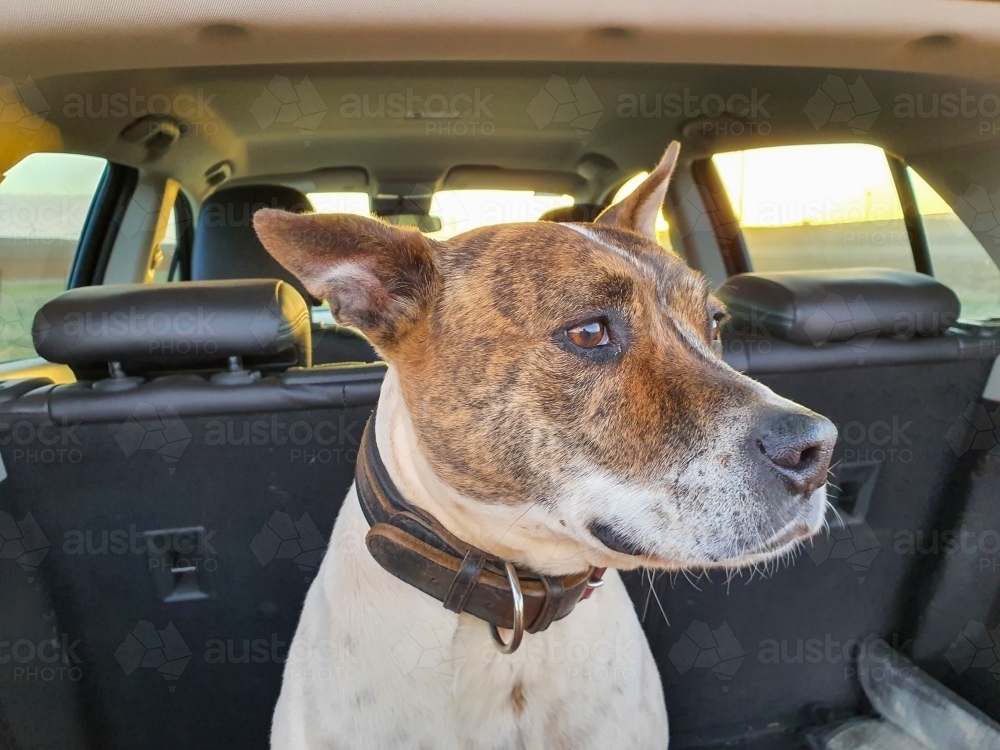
(253, 209), (438, 348)
(595, 141), (680, 240)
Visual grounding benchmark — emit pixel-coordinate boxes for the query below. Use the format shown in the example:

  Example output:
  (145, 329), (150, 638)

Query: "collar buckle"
(582, 568), (607, 600)
(488, 562), (525, 653)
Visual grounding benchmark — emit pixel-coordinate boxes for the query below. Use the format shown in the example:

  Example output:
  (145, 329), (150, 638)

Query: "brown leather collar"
(356, 409), (604, 633)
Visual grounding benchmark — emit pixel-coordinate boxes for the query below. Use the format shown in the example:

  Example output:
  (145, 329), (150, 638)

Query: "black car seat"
(537, 203), (604, 223)
(191, 184), (378, 365)
(0, 280), (383, 750)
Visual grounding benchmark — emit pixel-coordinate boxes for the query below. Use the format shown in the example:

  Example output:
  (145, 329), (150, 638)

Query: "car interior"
(2, 4), (1000, 749)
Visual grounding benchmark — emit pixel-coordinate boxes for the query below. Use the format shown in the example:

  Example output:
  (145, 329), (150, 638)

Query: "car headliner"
(5, 0), (1000, 79)
(2, 2), (1000, 218)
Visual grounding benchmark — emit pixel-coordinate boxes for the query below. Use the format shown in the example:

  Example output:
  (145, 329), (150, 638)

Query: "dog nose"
(754, 410), (837, 495)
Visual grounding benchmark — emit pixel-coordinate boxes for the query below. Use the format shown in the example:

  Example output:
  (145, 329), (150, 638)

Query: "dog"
(253, 141), (837, 750)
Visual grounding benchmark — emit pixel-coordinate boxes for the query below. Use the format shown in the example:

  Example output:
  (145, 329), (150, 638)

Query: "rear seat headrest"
(537, 203), (603, 223)
(33, 279), (311, 380)
(192, 184), (315, 302)
(716, 268), (961, 344)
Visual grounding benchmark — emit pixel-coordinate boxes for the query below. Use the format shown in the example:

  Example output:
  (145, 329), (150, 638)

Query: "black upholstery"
(537, 203), (604, 223)
(1, 281), (380, 749)
(34, 280), (312, 379)
(0, 363), (385, 750)
(191, 184), (378, 365)
(718, 266), (995, 373)
(1, 280), (381, 748)
(192, 185), (313, 302)
(311, 321), (380, 363)
(718, 268), (961, 344)
(908, 391), (1000, 717)
(3, 365), (381, 422)
(720, 331), (997, 374)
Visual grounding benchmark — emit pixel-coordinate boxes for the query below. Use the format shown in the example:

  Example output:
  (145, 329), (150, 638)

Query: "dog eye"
(566, 320), (609, 348)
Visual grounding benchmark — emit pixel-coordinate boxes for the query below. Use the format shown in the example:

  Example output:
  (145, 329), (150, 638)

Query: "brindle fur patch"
(395, 220), (752, 506)
(510, 682), (526, 715)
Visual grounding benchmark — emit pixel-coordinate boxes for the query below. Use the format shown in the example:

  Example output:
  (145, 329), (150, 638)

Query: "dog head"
(254, 142), (837, 572)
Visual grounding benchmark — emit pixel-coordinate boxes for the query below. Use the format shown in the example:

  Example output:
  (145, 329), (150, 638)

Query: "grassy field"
(0, 238), (75, 361)
(0, 278), (68, 362)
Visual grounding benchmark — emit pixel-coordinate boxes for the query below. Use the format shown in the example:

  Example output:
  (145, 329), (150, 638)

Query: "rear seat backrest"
(630, 268), (1000, 746)
(192, 184), (378, 365)
(0, 281), (383, 750)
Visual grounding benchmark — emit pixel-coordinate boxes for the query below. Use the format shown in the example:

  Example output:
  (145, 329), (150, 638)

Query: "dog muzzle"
(355, 409), (605, 653)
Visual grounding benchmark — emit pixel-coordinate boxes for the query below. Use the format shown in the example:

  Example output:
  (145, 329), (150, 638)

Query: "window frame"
(698, 147), (942, 279)
(885, 153), (933, 276)
(166, 190), (195, 282)
(68, 161), (140, 288)
(690, 158), (751, 277)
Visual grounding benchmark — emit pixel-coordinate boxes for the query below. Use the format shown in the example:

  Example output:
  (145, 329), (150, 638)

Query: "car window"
(0, 152), (107, 362)
(611, 172), (674, 253)
(712, 143), (914, 273)
(908, 168), (1000, 321)
(427, 190), (573, 240)
(306, 192), (371, 215)
(305, 189), (574, 242)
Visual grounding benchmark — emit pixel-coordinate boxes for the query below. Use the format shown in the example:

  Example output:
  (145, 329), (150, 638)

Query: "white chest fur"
(269, 367), (668, 749)
(270, 492), (668, 750)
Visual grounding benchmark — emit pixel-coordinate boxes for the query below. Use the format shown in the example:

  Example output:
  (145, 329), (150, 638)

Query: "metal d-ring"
(489, 561), (525, 654)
